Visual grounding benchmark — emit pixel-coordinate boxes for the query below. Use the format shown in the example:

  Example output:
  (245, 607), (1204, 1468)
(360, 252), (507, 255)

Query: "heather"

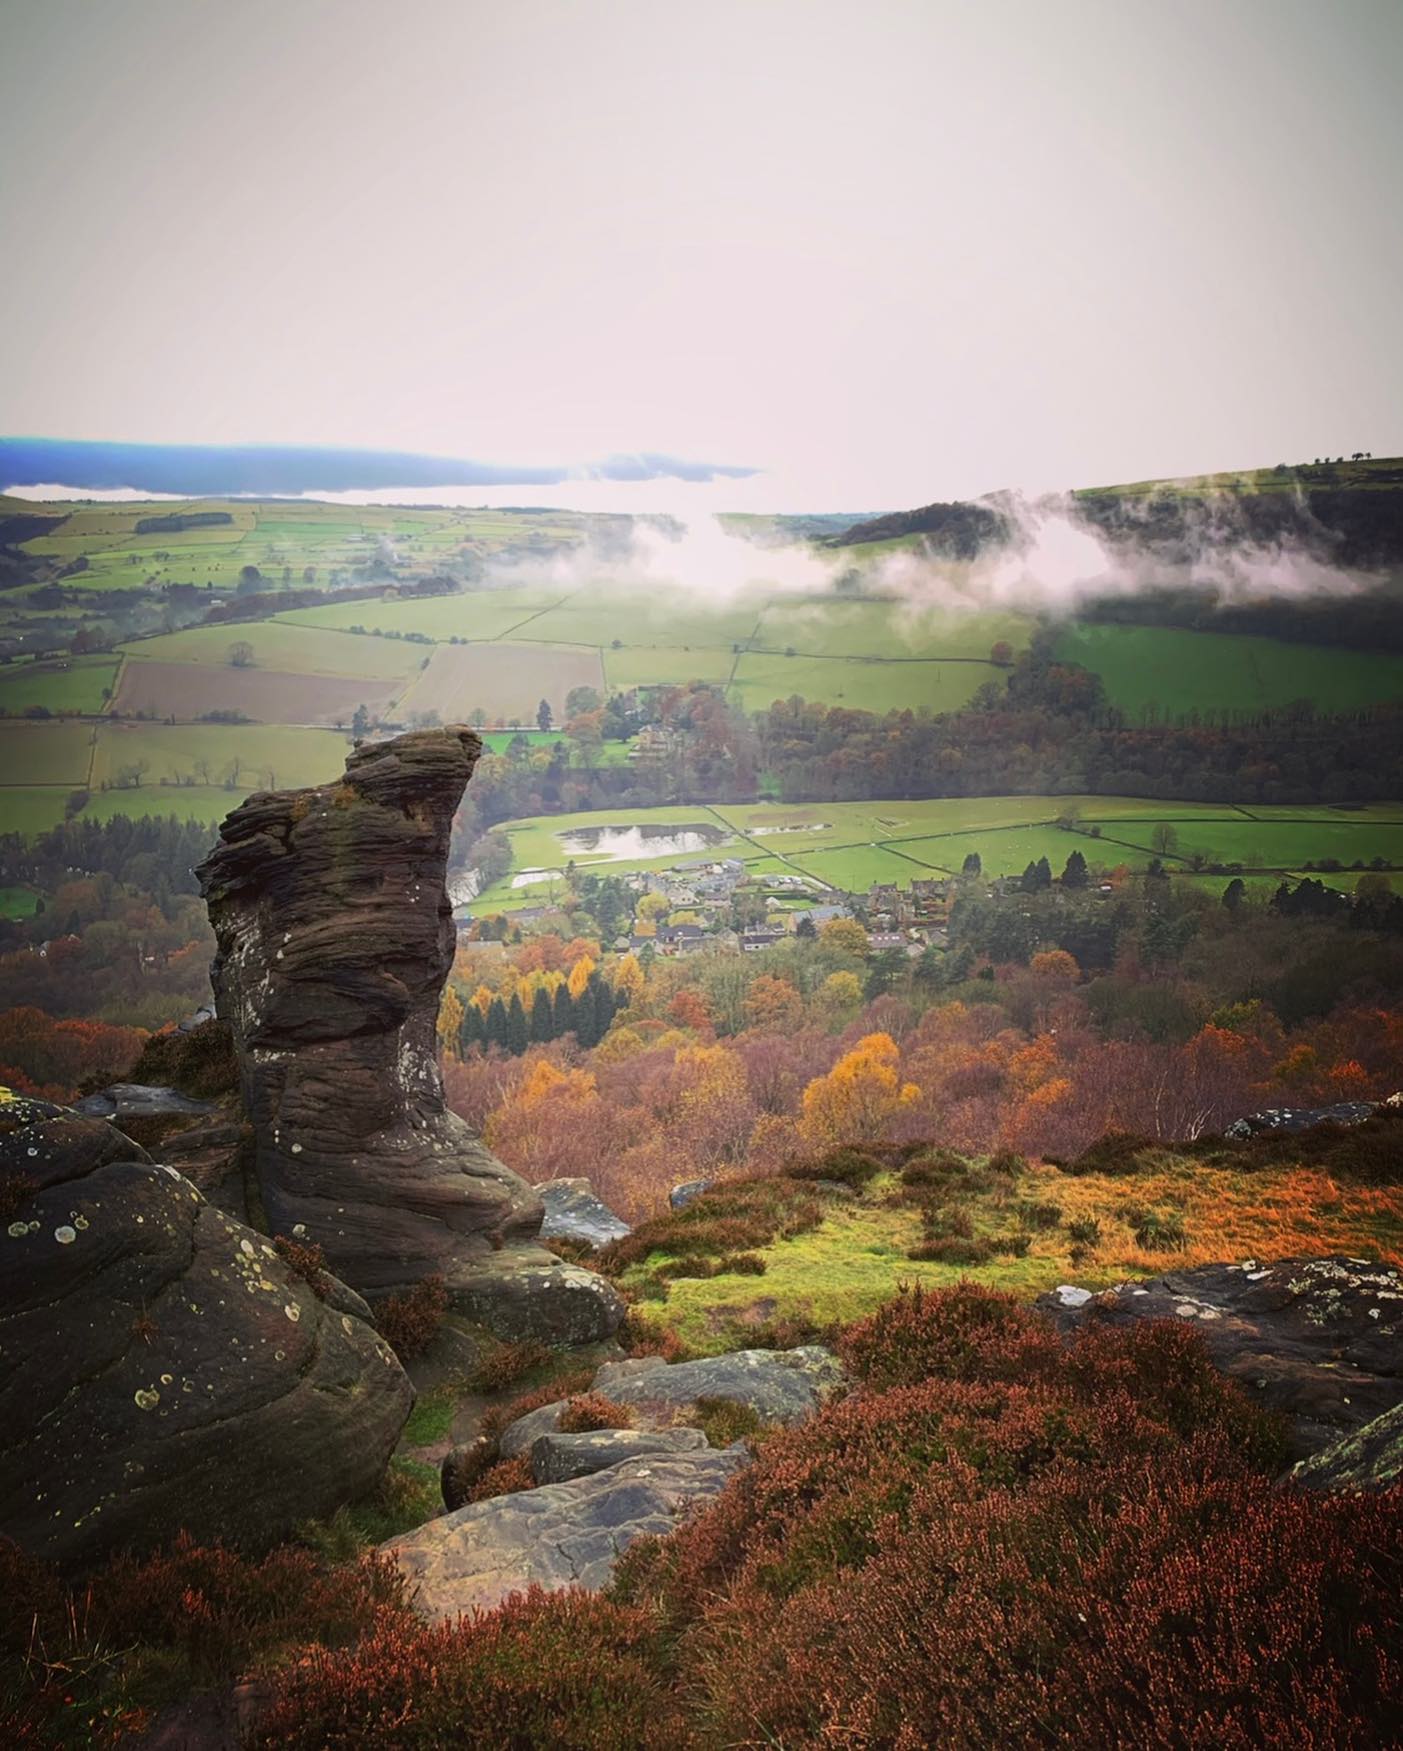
(9, 1287), (1395, 1747)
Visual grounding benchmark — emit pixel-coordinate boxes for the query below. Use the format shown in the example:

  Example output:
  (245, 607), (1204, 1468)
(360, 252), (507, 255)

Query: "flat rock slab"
(530, 1426), (709, 1485)
(1224, 1101), (1379, 1138)
(75, 1084), (217, 1121)
(593, 1345), (845, 1425)
(1037, 1256), (1403, 1461)
(538, 1177), (630, 1248)
(386, 1449), (748, 1618)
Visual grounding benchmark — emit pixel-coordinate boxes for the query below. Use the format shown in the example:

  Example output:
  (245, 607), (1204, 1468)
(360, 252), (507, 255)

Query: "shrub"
(687, 1397), (766, 1448)
(464, 1339), (552, 1395)
(907, 1235), (994, 1264)
(273, 1235), (329, 1300)
(478, 1371), (594, 1443)
(1011, 1198), (1061, 1231)
(374, 1274), (448, 1360)
(838, 1283), (1068, 1392)
(557, 1394), (634, 1434)
(125, 1018), (238, 1101)
(900, 1148), (970, 1188)
(1128, 1204), (1189, 1250)
(254, 1587), (683, 1749)
(788, 1146), (884, 1189)
(1059, 1130), (1158, 1176)
(1066, 1213), (1102, 1246)
(600, 1177), (826, 1276)
(467, 1455), (535, 1502)
(718, 1252), (767, 1275)
(920, 1204), (973, 1240)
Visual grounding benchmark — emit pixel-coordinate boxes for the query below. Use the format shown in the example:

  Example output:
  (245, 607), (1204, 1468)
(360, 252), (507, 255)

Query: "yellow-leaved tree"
(567, 954), (597, 1000)
(436, 985), (465, 1058)
(613, 952), (646, 1009)
(799, 1032), (919, 1149)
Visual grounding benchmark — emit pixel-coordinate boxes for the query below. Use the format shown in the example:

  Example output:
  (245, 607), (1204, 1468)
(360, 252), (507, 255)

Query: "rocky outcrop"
(1290, 1401), (1403, 1493)
(1038, 1257), (1403, 1461)
(197, 728), (621, 1343)
(529, 1427), (709, 1485)
(593, 1346), (845, 1425)
(670, 1177), (714, 1210)
(386, 1448), (749, 1618)
(0, 1091), (412, 1569)
(538, 1177), (630, 1248)
(1223, 1100), (1381, 1138)
(74, 1084), (218, 1124)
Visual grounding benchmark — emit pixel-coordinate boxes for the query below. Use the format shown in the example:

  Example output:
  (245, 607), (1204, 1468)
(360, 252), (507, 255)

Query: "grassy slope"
(622, 1162), (1403, 1355)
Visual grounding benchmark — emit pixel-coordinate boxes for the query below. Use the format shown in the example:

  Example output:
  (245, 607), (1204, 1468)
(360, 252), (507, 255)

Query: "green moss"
(400, 1382), (458, 1448)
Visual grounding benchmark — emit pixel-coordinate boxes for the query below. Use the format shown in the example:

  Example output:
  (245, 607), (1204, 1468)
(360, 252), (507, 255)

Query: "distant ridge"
(0, 437), (758, 498)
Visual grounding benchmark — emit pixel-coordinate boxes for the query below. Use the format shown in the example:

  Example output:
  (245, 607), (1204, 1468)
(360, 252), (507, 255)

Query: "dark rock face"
(386, 1448), (749, 1618)
(0, 1091), (411, 1569)
(197, 728), (621, 1342)
(538, 1177), (630, 1248)
(1038, 1257), (1403, 1461)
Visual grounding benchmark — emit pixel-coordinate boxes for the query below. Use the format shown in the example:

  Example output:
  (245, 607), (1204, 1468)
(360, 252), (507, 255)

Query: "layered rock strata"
(197, 728), (620, 1341)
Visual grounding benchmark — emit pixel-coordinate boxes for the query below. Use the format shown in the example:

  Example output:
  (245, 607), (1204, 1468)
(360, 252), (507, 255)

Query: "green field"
(118, 621), (421, 680)
(473, 794), (1403, 907)
(0, 654), (120, 713)
(91, 723), (349, 792)
(0, 721), (95, 786)
(1055, 624), (1403, 719)
(0, 884), (41, 918)
(0, 788), (76, 837)
(729, 651), (999, 714)
(753, 600), (1033, 661)
(279, 588), (562, 642)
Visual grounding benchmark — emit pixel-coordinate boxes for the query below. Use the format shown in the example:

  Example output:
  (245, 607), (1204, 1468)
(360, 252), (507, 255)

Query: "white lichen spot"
(341, 1316), (354, 1335)
(284, 1303), (301, 1322)
(74, 1215), (89, 1230)
(160, 1373), (173, 1385)
(290, 1142), (303, 1155)
(134, 1388), (159, 1411)
(274, 1348), (286, 1362)
(7, 1222), (27, 1239)
(54, 1225), (77, 1245)
(240, 1239), (255, 1256)
(292, 1223), (307, 1238)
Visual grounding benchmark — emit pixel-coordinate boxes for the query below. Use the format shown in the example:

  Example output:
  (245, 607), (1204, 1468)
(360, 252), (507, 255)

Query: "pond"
(556, 823), (731, 861)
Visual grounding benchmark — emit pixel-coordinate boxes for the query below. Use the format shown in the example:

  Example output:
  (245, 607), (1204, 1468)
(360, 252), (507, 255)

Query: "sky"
(1, 0), (1400, 511)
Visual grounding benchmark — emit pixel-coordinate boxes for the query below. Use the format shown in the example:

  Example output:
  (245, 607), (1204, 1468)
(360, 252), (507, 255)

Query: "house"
(741, 927), (788, 953)
(866, 930), (908, 953)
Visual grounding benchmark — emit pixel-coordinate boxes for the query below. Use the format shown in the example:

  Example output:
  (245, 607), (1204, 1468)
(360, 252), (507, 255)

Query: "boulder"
(592, 1345), (845, 1426)
(670, 1177), (713, 1210)
(529, 1427), (709, 1485)
(498, 1398), (576, 1458)
(1224, 1101), (1380, 1138)
(1290, 1401), (1403, 1493)
(538, 1177), (630, 1248)
(1037, 1257), (1403, 1461)
(0, 1091), (412, 1570)
(385, 1448), (748, 1618)
(196, 728), (621, 1344)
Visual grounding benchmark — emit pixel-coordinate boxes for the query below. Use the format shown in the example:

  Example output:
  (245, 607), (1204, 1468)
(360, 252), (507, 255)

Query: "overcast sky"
(1, 0), (1399, 509)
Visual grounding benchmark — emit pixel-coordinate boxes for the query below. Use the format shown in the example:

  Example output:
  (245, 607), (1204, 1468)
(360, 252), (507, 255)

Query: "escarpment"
(197, 727), (621, 1343)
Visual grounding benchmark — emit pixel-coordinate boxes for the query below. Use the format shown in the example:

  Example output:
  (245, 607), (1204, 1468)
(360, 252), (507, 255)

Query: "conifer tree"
(552, 982), (575, 1039)
(530, 985), (553, 1043)
(507, 991), (530, 1056)
(485, 996), (509, 1050)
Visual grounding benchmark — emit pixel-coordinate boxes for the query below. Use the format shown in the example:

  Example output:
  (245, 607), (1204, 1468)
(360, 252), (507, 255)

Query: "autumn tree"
(799, 1032), (919, 1148)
